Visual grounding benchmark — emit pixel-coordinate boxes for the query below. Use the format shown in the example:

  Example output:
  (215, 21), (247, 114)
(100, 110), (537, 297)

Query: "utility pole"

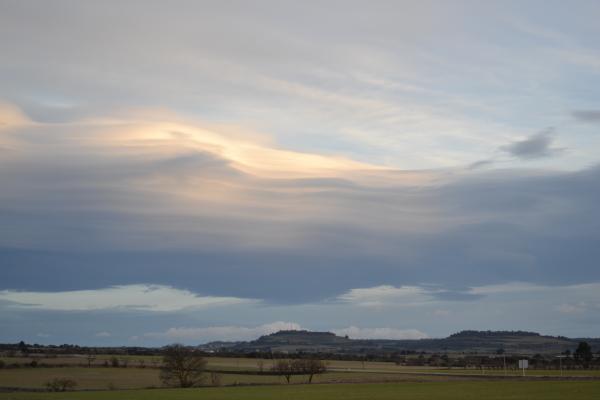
(556, 355), (565, 377)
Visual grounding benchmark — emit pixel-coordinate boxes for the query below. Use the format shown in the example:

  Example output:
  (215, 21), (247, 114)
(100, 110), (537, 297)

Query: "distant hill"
(199, 329), (600, 355)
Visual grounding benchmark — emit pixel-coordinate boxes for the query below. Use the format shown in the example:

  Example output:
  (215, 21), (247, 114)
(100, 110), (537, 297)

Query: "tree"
(18, 341), (28, 355)
(295, 359), (327, 383)
(272, 359), (295, 384)
(160, 344), (207, 387)
(574, 342), (593, 368)
(87, 354), (96, 368)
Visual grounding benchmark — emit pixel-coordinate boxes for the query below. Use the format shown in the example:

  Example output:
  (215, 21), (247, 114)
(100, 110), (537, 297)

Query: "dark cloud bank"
(2, 126), (599, 304)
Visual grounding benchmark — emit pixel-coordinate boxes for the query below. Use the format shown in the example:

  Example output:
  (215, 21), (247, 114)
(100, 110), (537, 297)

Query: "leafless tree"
(86, 354), (96, 368)
(272, 359), (295, 384)
(300, 359), (327, 383)
(160, 344), (207, 387)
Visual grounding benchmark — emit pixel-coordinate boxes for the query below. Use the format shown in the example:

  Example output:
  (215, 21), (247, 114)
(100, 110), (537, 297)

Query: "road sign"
(519, 359), (528, 376)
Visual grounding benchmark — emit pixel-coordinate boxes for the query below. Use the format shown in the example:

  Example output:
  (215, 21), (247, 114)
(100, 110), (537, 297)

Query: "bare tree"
(257, 359), (265, 373)
(160, 344), (207, 387)
(86, 354), (96, 368)
(272, 359), (295, 384)
(301, 359), (327, 383)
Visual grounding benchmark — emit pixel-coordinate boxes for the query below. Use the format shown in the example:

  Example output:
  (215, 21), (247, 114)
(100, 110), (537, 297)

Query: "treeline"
(397, 353), (600, 370)
(0, 341), (159, 356)
(448, 330), (541, 338)
(271, 359), (327, 383)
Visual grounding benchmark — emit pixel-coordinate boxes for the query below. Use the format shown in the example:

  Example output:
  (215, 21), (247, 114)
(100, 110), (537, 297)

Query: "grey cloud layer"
(500, 129), (562, 159)
(2, 1), (600, 343)
(572, 110), (600, 123)
(1, 113), (599, 306)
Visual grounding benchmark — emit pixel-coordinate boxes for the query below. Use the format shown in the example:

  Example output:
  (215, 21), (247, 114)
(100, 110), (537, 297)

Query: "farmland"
(2, 338), (599, 400)
(1, 381), (600, 400)
(1, 354), (599, 394)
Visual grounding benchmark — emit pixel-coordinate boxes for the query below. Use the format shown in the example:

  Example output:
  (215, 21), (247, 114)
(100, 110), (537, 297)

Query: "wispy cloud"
(556, 303), (586, 314)
(338, 282), (600, 311)
(337, 285), (434, 307)
(0, 284), (257, 312)
(500, 129), (563, 160)
(572, 110), (600, 123)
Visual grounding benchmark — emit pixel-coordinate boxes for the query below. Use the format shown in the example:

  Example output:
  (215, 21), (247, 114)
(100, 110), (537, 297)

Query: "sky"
(1, 0), (600, 346)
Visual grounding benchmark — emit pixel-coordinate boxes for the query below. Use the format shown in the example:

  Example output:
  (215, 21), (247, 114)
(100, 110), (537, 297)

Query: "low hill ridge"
(200, 329), (600, 355)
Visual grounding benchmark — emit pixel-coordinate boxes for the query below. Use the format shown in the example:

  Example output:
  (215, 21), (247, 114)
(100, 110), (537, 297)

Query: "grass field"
(4, 355), (599, 376)
(0, 367), (480, 390)
(1, 381), (599, 400)
(0, 356), (405, 371)
(1, 361), (599, 391)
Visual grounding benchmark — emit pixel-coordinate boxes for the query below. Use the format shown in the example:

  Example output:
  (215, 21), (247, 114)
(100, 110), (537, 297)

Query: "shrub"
(46, 378), (77, 392)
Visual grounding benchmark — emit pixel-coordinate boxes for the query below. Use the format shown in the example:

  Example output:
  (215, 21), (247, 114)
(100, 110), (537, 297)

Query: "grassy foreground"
(1, 381), (600, 400)
(0, 368), (478, 390)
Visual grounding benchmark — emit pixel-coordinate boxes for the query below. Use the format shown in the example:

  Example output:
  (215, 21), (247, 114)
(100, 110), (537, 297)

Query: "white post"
(518, 359), (528, 376)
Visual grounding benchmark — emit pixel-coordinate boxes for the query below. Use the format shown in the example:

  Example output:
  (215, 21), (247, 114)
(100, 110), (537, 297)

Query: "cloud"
(556, 303), (586, 314)
(0, 284), (257, 312)
(1, 3), (600, 343)
(500, 129), (563, 159)
(433, 309), (451, 317)
(2, 156), (600, 305)
(467, 159), (494, 170)
(146, 322), (428, 342)
(95, 331), (111, 337)
(0, 102), (31, 131)
(338, 282), (600, 310)
(145, 321), (303, 343)
(333, 326), (428, 340)
(572, 110), (600, 123)
(337, 285), (434, 307)
(0, 103), (599, 307)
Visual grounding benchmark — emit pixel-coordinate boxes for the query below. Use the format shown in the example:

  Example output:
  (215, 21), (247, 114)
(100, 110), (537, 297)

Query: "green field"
(0, 367), (477, 390)
(4, 355), (599, 377)
(0, 356), (410, 371)
(1, 381), (599, 400)
(2, 354), (599, 400)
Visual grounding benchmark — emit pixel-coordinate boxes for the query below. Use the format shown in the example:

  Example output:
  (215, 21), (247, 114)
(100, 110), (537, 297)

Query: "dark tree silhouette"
(160, 344), (207, 387)
(297, 358), (327, 383)
(272, 359), (295, 384)
(574, 341), (593, 368)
